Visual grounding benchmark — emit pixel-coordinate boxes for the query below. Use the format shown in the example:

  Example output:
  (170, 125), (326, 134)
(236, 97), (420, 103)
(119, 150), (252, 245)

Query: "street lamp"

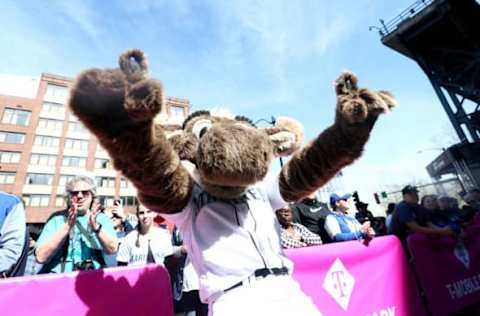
(416, 147), (446, 154)
(254, 116), (276, 126)
(254, 116), (283, 167)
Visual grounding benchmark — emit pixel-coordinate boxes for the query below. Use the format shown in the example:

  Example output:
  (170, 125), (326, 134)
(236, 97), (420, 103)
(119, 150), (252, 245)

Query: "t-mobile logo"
(453, 241), (470, 270)
(323, 258), (355, 311)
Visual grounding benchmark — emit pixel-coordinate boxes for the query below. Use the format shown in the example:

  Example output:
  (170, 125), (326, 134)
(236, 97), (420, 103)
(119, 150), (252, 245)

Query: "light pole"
(254, 116), (284, 167)
(416, 147), (446, 154)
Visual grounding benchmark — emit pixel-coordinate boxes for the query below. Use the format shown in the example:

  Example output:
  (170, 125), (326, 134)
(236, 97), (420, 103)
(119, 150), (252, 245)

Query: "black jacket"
(290, 198), (332, 243)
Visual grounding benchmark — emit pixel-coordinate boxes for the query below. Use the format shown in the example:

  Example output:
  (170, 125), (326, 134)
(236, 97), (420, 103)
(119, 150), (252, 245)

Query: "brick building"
(0, 73), (189, 223)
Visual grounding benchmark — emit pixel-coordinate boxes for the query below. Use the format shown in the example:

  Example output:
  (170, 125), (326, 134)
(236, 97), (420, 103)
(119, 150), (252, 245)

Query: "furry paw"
(125, 79), (164, 122)
(119, 49), (149, 83)
(267, 116), (304, 157)
(334, 71), (396, 125)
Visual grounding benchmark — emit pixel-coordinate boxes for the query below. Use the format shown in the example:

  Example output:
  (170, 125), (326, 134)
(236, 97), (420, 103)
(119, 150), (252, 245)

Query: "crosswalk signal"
(374, 193), (380, 204)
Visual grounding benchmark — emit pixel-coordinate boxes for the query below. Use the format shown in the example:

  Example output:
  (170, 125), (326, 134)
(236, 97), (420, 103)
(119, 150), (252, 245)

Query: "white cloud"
(187, 0), (369, 109)
(56, 1), (99, 44)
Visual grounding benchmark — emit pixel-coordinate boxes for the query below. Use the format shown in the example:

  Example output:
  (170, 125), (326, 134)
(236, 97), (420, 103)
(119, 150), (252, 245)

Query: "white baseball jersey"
(117, 226), (173, 266)
(162, 171), (293, 303)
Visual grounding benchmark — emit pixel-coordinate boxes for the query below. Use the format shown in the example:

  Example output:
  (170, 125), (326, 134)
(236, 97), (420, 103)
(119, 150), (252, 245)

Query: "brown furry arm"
(279, 120), (371, 202)
(69, 49), (193, 213)
(279, 71), (396, 202)
(103, 123), (193, 213)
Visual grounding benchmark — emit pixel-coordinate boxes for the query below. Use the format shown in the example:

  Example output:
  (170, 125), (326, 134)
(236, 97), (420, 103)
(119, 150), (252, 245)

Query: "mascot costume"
(69, 49), (396, 316)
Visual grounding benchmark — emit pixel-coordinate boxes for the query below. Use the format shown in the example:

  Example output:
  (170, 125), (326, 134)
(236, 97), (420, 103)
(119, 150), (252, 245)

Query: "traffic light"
(381, 191), (387, 198)
(374, 193), (380, 204)
(352, 191), (360, 203)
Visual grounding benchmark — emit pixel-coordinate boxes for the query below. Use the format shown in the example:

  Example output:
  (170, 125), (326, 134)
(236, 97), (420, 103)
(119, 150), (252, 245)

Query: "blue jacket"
(324, 212), (365, 242)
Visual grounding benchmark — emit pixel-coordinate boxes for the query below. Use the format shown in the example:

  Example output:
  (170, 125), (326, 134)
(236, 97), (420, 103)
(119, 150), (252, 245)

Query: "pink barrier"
(407, 225), (480, 316)
(285, 236), (426, 316)
(0, 264), (173, 316)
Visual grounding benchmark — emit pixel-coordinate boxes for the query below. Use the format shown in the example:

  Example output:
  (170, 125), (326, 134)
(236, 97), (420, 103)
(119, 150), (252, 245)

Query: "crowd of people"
(276, 184), (480, 253)
(1, 175), (480, 315)
(0, 176), (207, 316)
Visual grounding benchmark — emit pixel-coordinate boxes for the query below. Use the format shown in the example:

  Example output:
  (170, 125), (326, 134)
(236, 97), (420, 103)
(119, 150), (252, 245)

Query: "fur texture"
(279, 71), (396, 201)
(69, 50), (396, 213)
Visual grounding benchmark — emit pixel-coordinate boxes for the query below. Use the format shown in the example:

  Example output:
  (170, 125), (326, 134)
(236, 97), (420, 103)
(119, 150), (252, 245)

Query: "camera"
(74, 259), (95, 271)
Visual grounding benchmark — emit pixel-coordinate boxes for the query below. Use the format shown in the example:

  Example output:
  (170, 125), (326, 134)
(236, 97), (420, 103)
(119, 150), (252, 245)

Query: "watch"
(93, 223), (103, 234)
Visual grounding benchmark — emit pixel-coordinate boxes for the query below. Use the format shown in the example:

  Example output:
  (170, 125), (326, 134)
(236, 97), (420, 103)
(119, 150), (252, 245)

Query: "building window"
(55, 195), (66, 207)
(34, 135), (60, 148)
(1, 108), (31, 126)
(96, 144), (107, 154)
(120, 196), (137, 206)
(42, 102), (65, 114)
(0, 131), (25, 144)
(30, 154), (57, 166)
(68, 121), (87, 133)
(170, 106), (185, 119)
(64, 138), (89, 151)
(120, 179), (130, 188)
(23, 194), (50, 207)
(98, 196), (115, 207)
(26, 173), (54, 185)
(59, 174), (75, 186)
(96, 176), (116, 188)
(0, 172), (15, 184)
(62, 156), (86, 168)
(38, 118), (63, 131)
(0, 151), (21, 163)
(45, 84), (68, 100)
(95, 158), (110, 169)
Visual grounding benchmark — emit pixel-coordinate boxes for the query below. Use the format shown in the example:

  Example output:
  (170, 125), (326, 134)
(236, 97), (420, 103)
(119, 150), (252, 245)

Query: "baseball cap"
(401, 185), (418, 195)
(330, 193), (352, 206)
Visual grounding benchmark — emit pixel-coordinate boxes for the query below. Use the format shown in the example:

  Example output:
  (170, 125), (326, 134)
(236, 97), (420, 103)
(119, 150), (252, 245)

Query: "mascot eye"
(192, 119), (212, 139)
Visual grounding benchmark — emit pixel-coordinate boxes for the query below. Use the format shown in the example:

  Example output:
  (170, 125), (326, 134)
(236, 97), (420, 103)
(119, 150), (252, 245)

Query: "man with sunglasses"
(35, 175), (118, 273)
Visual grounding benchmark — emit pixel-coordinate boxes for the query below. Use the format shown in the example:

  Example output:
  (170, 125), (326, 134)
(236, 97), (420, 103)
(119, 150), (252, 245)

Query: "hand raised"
(334, 71), (396, 125)
(88, 200), (102, 231)
(67, 203), (78, 228)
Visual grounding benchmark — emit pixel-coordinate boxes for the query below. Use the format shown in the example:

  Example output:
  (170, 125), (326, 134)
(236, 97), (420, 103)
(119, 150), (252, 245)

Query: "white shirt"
(162, 171), (292, 303)
(117, 227), (173, 266)
(182, 255), (200, 292)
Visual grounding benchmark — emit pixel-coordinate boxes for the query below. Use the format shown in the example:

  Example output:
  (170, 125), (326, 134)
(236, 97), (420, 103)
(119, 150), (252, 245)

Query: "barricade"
(285, 236), (426, 316)
(407, 224), (480, 316)
(0, 264), (173, 316)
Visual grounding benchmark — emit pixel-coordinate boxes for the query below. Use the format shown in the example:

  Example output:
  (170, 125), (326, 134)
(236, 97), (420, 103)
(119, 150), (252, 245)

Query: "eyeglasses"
(69, 190), (92, 197)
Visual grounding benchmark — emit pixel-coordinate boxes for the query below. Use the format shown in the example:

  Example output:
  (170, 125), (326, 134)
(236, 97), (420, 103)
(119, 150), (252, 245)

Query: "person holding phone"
(35, 175), (118, 273)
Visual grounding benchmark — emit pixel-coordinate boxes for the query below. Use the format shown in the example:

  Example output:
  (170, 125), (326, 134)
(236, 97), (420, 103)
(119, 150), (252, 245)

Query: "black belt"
(224, 267), (289, 293)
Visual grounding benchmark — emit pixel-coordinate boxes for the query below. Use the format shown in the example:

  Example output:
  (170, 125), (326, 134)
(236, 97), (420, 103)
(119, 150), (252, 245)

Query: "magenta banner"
(407, 225), (480, 316)
(0, 264), (173, 316)
(285, 236), (425, 316)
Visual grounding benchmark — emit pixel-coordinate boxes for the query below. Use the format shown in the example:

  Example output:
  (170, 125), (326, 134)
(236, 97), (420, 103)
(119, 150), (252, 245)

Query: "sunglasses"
(69, 190), (92, 196)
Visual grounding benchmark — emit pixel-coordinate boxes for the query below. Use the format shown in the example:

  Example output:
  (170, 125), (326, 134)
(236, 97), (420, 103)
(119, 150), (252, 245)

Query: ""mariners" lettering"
(446, 273), (480, 299)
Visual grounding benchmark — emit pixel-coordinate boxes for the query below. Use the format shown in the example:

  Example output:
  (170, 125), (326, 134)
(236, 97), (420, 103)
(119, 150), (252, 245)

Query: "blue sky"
(1, 0), (459, 207)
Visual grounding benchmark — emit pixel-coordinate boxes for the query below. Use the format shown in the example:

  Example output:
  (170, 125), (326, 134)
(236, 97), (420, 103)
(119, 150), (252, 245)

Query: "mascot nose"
(196, 124), (273, 187)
